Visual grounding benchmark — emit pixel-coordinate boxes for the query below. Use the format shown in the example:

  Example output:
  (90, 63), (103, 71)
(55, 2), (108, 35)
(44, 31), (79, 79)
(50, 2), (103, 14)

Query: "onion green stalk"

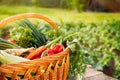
(0, 38), (21, 50)
(20, 19), (47, 47)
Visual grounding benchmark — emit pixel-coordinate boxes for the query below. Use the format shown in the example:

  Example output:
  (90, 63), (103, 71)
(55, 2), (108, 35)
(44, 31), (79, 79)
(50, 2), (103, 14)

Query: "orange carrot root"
(26, 45), (47, 60)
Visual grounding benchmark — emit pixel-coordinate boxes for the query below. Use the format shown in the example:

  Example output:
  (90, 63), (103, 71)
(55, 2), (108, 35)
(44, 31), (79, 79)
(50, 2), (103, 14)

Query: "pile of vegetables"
(0, 20), (66, 65)
(0, 19), (86, 79)
(0, 42), (64, 64)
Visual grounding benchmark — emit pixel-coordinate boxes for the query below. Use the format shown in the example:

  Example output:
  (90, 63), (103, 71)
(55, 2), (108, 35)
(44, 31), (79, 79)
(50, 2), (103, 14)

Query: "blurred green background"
(0, 0), (120, 79)
(0, 0), (120, 24)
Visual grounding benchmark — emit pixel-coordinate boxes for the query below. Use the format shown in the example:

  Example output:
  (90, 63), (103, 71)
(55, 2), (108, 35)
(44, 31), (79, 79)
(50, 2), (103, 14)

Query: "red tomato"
(48, 49), (54, 56)
(52, 44), (64, 53)
(40, 44), (65, 58)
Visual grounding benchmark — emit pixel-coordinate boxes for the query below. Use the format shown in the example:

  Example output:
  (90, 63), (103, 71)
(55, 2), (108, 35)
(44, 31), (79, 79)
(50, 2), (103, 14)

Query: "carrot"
(25, 45), (47, 60)
(25, 37), (62, 60)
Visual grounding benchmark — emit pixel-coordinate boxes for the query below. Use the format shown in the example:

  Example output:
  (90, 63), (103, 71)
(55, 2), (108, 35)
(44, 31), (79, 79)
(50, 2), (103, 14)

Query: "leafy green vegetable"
(10, 26), (37, 48)
(21, 19), (47, 46)
(67, 38), (86, 77)
(10, 19), (47, 48)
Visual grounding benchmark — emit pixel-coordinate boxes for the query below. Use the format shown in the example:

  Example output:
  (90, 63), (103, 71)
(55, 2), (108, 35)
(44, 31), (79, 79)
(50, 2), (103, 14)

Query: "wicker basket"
(0, 13), (70, 80)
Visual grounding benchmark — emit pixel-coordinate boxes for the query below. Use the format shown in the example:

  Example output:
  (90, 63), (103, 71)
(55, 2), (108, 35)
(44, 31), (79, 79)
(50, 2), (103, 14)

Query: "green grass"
(0, 5), (120, 24)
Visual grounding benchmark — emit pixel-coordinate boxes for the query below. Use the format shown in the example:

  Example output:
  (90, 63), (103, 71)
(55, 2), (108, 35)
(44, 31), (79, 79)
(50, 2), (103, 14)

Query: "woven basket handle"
(0, 13), (57, 29)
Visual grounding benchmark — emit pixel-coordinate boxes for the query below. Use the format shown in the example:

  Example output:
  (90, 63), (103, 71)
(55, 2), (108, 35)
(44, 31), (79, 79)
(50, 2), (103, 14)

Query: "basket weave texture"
(0, 13), (70, 80)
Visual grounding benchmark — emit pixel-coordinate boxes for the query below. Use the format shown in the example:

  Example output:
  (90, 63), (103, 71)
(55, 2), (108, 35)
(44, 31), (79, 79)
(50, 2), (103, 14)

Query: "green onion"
(21, 19), (47, 47)
(0, 38), (21, 50)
